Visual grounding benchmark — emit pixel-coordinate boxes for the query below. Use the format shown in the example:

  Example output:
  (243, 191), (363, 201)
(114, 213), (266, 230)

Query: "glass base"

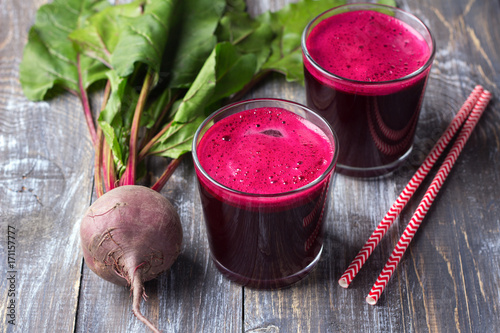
(336, 146), (413, 178)
(212, 245), (323, 289)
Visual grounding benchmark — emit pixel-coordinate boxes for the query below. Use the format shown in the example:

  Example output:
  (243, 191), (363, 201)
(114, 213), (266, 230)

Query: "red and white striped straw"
(366, 90), (492, 305)
(338, 85), (484, 288)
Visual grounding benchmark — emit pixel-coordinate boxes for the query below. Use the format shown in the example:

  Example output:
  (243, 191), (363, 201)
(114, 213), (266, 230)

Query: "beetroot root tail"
(131, 269), (161, 333)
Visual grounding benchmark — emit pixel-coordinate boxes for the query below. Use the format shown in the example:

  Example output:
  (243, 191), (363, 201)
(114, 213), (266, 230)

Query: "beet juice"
(302, 4), (435, 177)
(193, 99), (338, 289)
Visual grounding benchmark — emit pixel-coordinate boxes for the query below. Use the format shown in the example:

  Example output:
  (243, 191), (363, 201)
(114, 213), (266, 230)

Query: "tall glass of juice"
(192, 99), (339, 289)
(302, 4), (435, 177)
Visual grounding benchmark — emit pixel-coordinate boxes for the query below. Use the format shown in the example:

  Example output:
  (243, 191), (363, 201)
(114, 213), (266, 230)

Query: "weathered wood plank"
(0, 1), (94, 332)
(397, 1), (500, 332)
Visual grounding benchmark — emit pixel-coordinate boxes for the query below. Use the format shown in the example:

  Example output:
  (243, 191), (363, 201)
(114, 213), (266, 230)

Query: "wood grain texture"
(0, 1), (95, 332)
(0, 0), (499, 332)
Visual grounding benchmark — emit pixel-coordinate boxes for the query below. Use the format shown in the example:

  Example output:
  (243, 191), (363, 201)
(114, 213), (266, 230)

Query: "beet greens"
(21, 0), (350, 194)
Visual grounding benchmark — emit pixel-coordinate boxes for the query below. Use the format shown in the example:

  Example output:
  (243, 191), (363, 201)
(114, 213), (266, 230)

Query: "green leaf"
(149, 42), (257, 158)
(70, 0), (178, 172)
(210, 44), (257, 104)
(142, 88), (172, 129)
(163, 0), (226, 89)
(223, 0), (247, 13)
(216, 11), (274, 71)
(98, 70), (139, 171)
(169, 45), (217, 123)
(19, 0), (110, 100)
(69, 0), (147, 169)
(149, 117), (204, 159)
(99, 120), (124, 171)
(258, 0), (346, 83)
(172, 42), (256, 124)
(69, 0), (146, 69)
(375, 0), (398, 16)
(111, 0), (176, 77)
(377, 0), (397, 7)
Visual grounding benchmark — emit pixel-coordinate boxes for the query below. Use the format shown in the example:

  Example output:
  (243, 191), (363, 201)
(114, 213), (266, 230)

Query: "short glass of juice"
(302, 3), (436, 177)
(192, 99), (339, 289)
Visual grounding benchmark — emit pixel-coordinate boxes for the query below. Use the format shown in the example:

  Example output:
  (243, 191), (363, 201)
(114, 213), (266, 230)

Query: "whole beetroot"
(80, 185), (182, 333)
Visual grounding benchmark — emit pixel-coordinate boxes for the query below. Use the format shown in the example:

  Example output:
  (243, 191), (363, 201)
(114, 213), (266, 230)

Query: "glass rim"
(192, 98), (339, 198)
(301, 3), (436, 85)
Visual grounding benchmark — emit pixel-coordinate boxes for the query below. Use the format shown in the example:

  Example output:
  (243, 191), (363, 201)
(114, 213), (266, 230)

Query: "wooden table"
(1, 0), (499, 332)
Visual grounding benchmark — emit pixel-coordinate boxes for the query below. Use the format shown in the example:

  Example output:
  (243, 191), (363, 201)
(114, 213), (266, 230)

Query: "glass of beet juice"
(302, 3), (436, 177)
(192, 99), (339, 289)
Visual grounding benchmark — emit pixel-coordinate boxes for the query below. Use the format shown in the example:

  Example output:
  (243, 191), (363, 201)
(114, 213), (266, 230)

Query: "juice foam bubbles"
(306, 10), (430, 83)
(302, 5), (435, 177)
(193, 101), (338, 288)
(197, 107), (335, 195)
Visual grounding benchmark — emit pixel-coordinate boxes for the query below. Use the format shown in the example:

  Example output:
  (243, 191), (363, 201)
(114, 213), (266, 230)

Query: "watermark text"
(6, 225), (17, 325)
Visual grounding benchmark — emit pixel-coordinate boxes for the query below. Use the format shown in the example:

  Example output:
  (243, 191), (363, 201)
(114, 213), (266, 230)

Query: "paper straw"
(338, 85), (484, 288)
(366, 90), (492, 305)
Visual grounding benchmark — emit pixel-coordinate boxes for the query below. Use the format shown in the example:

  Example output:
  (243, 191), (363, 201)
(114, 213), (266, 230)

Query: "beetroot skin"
(80, 185), (182, 332)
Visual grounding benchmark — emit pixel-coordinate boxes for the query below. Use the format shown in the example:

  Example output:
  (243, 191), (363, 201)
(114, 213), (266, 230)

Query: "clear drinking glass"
(302, 3), (436, 177)
(192, 99), (339, 289)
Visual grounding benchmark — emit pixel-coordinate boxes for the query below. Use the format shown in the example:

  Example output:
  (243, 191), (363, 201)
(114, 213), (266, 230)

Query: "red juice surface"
(195, 106), (336, 288)
(303, 8), (433, 176)
(306, 10), (430, 83)
(197, 107), (334, 195)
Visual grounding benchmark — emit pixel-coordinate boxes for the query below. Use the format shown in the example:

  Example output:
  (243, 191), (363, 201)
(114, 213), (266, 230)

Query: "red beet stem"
(94, 81), (113, 197)
(94, 129), (105, 197)
(103, 140), (117, 192)
(151, 157), (182, 192)
(121, 70), (154, 186)
(77, 54), (98, 145)
(138, 120), (173, 161)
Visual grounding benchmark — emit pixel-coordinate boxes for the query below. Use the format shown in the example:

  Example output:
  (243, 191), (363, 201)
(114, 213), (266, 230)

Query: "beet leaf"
(162, 0), (227, 89)
(19, 0), (111, 144)
(258, 0), (347, 83)
(20, 0), (348, 191)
